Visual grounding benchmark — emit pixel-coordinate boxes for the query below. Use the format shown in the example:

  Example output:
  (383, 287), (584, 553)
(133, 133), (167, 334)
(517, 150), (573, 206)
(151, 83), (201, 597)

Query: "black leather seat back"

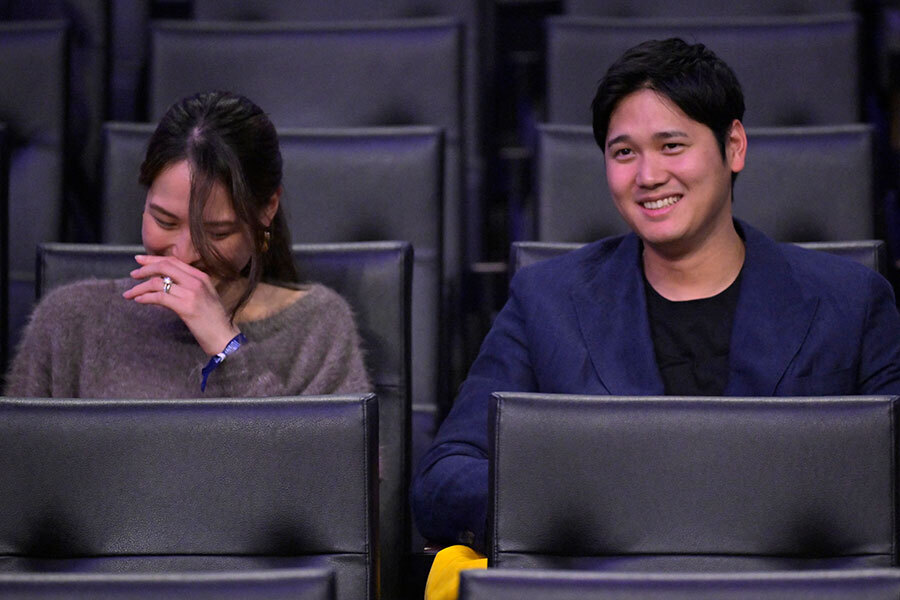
(0, 21), (67, 361)
(460, 568), (900, 600)
(546, 14), (860, 127)
(510, 240), (888, 277)
(0, 568), (336, 600)
(0, 395), (377, 600)
(489, 393), (898, 570)
(0, 122), (7, 377)
(99, 122), (153, 244)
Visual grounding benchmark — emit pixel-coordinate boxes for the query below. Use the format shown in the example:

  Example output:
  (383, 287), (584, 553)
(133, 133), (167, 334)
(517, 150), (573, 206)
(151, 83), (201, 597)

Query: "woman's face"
(141, 160), (253, 282)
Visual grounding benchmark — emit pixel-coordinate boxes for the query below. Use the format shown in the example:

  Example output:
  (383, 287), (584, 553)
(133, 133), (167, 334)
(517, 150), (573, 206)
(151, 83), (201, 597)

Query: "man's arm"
(411, 279), (538, 551)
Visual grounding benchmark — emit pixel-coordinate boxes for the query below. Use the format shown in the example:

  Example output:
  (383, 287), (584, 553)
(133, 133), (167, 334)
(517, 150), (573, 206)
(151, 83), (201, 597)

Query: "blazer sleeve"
(411, 272), (538, 550)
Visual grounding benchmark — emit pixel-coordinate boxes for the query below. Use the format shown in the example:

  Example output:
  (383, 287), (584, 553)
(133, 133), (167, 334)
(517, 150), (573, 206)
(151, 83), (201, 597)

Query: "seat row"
(1, 121), (884, 388)
(3, 389), (900, 599)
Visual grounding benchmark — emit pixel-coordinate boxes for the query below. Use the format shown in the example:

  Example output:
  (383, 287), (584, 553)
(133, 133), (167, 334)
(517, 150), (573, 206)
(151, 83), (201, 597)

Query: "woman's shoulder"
(241, 282), (358, 337)
(33, 278), (124, 319)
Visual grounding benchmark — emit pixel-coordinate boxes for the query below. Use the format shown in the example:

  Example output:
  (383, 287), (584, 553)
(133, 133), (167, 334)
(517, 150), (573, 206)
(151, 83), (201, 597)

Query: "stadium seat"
(488, 393), (898, 571)
(460, 568), (900, 600)
(0, 394), (377, 600)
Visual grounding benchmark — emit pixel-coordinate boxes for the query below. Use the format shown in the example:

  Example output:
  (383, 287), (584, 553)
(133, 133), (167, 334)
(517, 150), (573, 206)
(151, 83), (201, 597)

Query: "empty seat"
(546, 14), (860, 128)
(0, 21), (67, 359)
(35, 240), (410, 600)
(1, 1), (112, 241)
(0, 568), (335, 600)
(510, 240), (888, 276)
(534, 123), (876, 243)
(0, 394), (377, 600)
(489, 393), (898, 571)
(460, 568), (900, 600)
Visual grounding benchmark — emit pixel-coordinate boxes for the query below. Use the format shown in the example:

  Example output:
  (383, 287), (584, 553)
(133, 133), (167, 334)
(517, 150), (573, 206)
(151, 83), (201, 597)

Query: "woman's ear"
(261, 186), (282, 227)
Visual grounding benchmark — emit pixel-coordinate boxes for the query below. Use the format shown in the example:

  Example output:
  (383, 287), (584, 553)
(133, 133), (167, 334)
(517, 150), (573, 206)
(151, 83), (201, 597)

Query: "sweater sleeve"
(4, 302), (55, 397)
(202, 285), (371, 397)
(4, 280), (102, 397)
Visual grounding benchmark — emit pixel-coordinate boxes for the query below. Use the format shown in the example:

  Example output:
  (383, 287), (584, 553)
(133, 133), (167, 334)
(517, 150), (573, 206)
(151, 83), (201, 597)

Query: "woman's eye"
(209, 231), (232, 241)
(153, 216), (176, 229)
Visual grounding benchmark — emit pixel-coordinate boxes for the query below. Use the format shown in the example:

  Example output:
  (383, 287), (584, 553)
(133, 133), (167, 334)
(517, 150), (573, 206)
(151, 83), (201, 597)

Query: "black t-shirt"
(644, 271), (742, 396)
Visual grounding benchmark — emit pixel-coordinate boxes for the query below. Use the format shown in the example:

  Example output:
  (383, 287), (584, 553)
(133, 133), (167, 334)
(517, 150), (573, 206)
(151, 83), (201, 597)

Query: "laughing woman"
(5, 91), (370, 397)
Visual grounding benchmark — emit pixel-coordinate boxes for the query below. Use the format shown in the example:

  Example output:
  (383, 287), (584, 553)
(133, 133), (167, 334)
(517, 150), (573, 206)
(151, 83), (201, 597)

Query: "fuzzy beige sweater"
(4, 279), (371, 398)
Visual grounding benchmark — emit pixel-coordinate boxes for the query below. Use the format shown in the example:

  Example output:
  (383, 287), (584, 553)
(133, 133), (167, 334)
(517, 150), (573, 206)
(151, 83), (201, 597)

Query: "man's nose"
(635, 155), (668, 188)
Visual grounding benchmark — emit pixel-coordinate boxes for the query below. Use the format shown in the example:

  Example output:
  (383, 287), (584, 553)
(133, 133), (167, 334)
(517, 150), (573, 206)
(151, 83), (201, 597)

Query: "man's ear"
(261, 186), (282, 227)
(726, 119), (747, 174)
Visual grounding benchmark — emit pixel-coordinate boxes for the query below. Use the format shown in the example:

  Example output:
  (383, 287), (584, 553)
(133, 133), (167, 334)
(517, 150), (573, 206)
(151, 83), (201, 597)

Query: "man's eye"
(613, 148), (632, 158)
(663, 143), (684, 151)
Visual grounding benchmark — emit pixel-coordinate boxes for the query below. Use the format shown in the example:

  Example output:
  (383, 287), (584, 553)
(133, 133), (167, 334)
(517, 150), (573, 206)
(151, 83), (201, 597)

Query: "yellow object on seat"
(424, 545), (487, 600)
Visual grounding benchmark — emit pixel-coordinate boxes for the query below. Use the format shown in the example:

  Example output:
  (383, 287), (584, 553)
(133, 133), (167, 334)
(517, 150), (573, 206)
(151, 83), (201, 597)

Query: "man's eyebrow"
(606, 134), (630, 149)
(606, 130), (689, 149)
(655, 130), (689, 140)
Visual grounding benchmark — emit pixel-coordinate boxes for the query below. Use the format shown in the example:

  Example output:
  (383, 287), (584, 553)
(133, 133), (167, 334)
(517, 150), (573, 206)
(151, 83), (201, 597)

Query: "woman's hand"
(123, 254), (241, 356)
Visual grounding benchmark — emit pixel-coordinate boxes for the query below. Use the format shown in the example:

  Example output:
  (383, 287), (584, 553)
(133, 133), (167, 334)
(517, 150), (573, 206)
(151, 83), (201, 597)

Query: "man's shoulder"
(512, 234), (633, 289)
(740, 221), (887, 299)
(775, 241), (885, 293)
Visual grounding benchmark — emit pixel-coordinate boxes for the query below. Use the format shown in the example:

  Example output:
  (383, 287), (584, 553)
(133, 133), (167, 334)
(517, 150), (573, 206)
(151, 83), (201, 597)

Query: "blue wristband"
(201, 332), (247, 392)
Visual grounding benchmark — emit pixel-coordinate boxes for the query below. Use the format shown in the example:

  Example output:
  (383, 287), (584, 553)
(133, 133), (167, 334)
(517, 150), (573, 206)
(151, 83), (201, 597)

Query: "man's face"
(604, 88), (745, 256)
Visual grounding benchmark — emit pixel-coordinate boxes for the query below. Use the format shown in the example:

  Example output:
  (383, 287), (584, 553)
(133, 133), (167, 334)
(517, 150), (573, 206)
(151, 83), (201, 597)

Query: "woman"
(4, 91), (370, 397)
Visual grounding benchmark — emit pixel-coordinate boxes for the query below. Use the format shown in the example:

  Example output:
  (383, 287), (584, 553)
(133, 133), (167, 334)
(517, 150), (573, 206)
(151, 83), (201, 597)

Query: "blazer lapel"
(725, 223), (819, 396)
(570, 234), (665, 395)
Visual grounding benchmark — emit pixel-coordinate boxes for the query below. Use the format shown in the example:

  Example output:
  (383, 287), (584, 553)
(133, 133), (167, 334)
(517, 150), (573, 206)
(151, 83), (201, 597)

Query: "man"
(412, 37), (900, 555)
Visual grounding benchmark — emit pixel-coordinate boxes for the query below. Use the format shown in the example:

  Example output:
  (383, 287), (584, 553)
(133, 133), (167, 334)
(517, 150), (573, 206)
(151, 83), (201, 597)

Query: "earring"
(261, 229), (271, 253)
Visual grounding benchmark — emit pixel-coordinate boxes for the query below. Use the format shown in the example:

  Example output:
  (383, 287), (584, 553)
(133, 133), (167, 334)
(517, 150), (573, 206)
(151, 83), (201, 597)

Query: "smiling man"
(412, 38), (900, 563)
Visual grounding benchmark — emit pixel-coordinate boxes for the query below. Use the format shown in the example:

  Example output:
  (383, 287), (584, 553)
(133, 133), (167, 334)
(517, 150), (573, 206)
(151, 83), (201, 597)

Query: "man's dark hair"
(591, 38), (745, 161)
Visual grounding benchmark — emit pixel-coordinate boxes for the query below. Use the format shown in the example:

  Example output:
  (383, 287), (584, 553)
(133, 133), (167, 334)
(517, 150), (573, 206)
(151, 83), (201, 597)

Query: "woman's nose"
(171, 231), (200, 264)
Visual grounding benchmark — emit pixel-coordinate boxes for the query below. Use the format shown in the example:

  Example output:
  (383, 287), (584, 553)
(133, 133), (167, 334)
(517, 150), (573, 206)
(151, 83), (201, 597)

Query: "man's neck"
(642, 221), (745, 301)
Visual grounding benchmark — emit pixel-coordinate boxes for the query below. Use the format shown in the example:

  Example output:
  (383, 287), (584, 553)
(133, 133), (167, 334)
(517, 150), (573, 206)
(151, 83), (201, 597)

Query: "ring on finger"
(162, 276), (173, 294)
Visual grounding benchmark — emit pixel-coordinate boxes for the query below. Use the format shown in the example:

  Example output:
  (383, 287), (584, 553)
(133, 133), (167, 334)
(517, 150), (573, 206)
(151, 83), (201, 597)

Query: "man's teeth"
(642, 196), (680, 210)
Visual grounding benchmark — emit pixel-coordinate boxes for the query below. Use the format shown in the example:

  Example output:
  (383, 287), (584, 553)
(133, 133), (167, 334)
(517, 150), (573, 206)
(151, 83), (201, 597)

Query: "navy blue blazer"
(411, 222), (900, 548)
